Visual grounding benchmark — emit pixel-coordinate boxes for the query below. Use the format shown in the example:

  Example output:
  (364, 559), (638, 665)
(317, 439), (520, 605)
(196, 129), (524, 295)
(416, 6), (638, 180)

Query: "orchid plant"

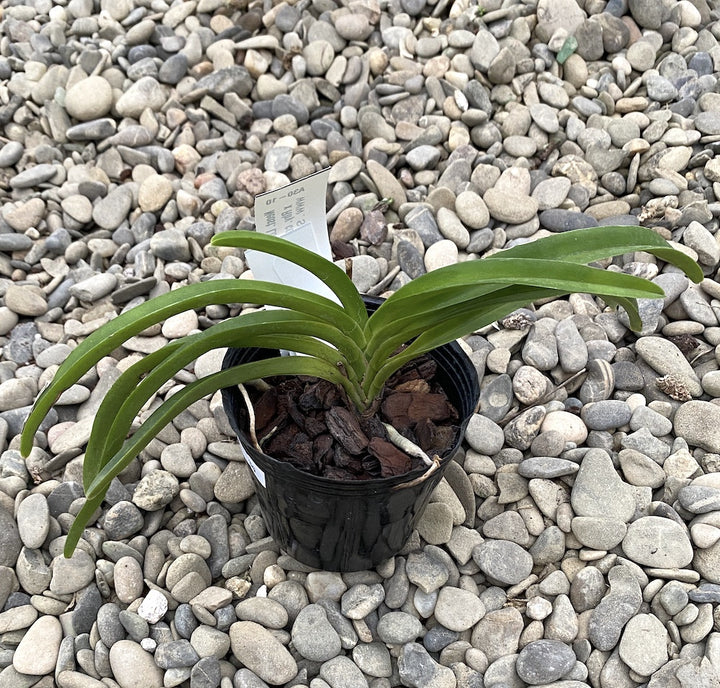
(20, 225), (702, 555)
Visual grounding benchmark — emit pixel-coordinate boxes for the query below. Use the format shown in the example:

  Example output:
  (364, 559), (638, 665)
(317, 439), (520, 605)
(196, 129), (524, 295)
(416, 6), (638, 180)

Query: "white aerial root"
(238, 383), (260, 450)
(383, 422), (442, 490)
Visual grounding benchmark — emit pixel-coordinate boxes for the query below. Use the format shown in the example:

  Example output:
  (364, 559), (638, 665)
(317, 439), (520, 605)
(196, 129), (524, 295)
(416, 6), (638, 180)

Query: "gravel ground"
(2, 0), (720, 686)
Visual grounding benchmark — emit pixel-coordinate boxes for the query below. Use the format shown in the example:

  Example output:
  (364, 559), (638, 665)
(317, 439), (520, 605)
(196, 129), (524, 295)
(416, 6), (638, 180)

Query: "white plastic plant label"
(240, 445), (267, 488)
(246, 168), (338, 304)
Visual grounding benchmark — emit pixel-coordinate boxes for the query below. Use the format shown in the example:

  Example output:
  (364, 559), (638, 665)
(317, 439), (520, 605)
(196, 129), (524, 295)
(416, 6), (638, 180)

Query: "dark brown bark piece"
(395, 379), (430, 394)
(264, 422), (295, 455)
(381, 393), (411, 431)
(358, 413), (385, 442)
(286, 396), (308, 432)
(299, 381), (325, 412)
(313, 434), (334, 466)
(368, 437), (412, 477)
(414, 417), (436, 453)
(320, 380), (341, 407)
(253, 388), (278, 432)
(304, 416), (327, 438)
(433, 426), (457, 452)
(362, 455), (382, 477)
(325, 406), (369, 454)
(334, 445), (359, 470)
(392, 357), (437, 385)
(288, 432), (313, 462)
(325, 466), (361, 480)
(408, 393), (454, 422)
(415, 419), (458, 454)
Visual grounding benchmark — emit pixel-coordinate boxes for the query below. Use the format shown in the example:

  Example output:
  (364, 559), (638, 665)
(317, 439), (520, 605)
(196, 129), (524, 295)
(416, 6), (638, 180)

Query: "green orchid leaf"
(604, 295), (642, 332)
(20, 279), (361, 457)
(82, 341), (186, 489)
(66, 355), (352, 555)
(365, 258), (665, 352)
(487, 225), (704, 284)
(211, 230), (367, 324)
(83, 355), (348, 503)
(83, 309), (367, 488)
(364, 286), (564, 400)
(379, 226), (701, 313)
(89, 333), (358, 492)
(64, 493), (105, 558)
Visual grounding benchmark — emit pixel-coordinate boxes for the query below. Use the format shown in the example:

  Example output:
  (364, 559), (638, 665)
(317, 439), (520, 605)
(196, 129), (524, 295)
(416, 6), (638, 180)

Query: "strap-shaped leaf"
(82, 341), (186, 488)
(20, 279), (361, 456)
(82, 309), (368, 488)
(363, 286), (563, 400)
(211, 230), (367, 324)
(63, 354), (352, 557)
(365, 259), (665, 352)
(83, 355), (348, 503)
(380, 226), (702, 312)
(603, 295), (643, 331)
(486, 225), (704, 284)
(363, 289), (645, 401)
(64, 493), (105, 558)
(89, 332), (362, 486)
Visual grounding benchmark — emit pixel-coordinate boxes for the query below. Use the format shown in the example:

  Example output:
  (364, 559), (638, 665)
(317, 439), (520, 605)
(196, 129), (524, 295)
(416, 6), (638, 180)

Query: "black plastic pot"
(220, 298), (479, 571)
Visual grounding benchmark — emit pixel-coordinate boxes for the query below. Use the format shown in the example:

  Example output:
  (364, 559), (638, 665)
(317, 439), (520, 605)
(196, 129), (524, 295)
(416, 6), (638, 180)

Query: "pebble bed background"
(3, 0), (720, 686)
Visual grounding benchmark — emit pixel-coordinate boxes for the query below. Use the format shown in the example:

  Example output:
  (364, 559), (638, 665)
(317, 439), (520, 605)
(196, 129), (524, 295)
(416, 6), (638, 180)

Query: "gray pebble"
(292, 604), (342, 661)
(319, 655), (369, 688)
(571, 449), (636, 522)
(376, 611), (423, 644)
(0, 141), (24, 167)
(519, 457), (579, 479)
(570, 566), (607, 612)
(580, 400), (632, 430)
(471, 607), (523, 662)
(109, 640), (164, 687)
(235, 597), (288, 629)
(92, 187), (133, 231)
(572, 516), (627, 550)
(229, 621), (297, 685)
(50, 550), (95, 595)
(539, 209), (598, 232)
(464, 414), (504, 456)
(155, 639), (200, 669)
(352, 642), (392, 678)
(618, 614), (668, 676)
(434, 586), (485, 632)
(69, 273), (118, 303)
(16, 493), (50, 550)
(101, 501), (144, 540)
(190, 656), (221, 688)
(472, 540), (533, 586)
(578, 359), (614, 403)
(674, 401), (720, 453)
(522, 319), (558, 370)
(398, 643), (455, 688)
(516, 639), (576, 684)
(10, 163), (58, 189)
(588, 565), (642, 651)
(622, 516), (693, 568)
